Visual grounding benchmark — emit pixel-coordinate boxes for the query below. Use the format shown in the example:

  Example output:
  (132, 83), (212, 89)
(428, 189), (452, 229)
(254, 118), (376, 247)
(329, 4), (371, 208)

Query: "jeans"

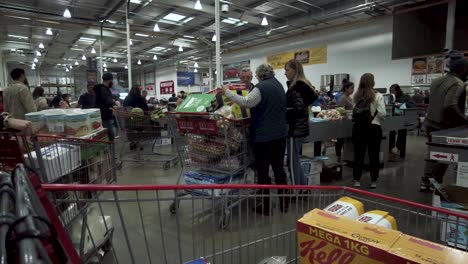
(287, 137), (306, 185)
(353, 124), (382, 181)
(102, 119), (116, 141)
(422, 127), (448, 185)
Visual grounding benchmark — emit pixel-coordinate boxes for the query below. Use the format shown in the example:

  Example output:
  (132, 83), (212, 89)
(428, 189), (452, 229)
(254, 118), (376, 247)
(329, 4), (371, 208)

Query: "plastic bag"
(257, 256), (287, 264)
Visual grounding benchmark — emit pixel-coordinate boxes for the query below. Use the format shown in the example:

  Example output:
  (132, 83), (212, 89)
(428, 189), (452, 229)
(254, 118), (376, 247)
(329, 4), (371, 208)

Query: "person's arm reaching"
(443, 85), (468, 126)
(224, 87), (261, 108)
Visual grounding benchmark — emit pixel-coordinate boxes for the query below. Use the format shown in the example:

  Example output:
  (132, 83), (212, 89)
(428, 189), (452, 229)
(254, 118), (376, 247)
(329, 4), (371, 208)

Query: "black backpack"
(352, 99), (377, 124)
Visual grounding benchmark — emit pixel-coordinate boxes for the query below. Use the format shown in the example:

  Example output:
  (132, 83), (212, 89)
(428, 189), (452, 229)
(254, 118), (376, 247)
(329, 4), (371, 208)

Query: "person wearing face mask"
(3, 68), (36, 119)
(94, 73), (116, 141)
(421, 51), (468, 191)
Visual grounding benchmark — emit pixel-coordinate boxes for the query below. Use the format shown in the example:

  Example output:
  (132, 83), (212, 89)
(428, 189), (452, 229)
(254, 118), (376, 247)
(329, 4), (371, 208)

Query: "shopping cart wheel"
(219, 210), (231, 229)
(163, 162), (171, 170)
(170, 201), (179, 214)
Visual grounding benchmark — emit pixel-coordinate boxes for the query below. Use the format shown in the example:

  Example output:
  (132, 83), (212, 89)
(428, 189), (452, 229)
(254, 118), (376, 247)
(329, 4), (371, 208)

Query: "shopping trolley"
(114, 107), (178, 170)
(165, 112), (254, 227)
(0, 129), (32, 171)
(39, 183), (468, 264)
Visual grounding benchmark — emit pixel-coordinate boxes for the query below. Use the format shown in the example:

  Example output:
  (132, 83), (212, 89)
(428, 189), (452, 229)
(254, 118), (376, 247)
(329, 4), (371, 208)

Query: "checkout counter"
(427, 126), (468, 163)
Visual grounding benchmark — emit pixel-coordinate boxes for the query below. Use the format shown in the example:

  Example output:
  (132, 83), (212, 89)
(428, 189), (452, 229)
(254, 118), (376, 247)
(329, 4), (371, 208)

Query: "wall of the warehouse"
(223, 16), (412, 91)
(155, 66), (177, 99)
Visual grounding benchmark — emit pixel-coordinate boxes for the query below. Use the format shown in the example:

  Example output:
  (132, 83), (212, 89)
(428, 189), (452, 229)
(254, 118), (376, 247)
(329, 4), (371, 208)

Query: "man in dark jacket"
(222, 63), (288, 214)
(421, 51), (468, 191)
(94, 73), (116, 141)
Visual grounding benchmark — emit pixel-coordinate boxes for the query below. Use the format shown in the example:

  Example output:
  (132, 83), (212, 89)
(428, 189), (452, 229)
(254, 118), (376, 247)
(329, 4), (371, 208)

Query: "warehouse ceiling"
(0, 0), (432, 71)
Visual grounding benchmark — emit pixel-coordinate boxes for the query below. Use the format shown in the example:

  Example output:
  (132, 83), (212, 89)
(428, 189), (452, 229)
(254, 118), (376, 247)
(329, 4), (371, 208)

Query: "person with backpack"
(284, 59), (318, 186)
(352, 73), (386, 188)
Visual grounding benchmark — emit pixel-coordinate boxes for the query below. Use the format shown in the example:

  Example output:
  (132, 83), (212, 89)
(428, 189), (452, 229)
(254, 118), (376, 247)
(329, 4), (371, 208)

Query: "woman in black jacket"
(123, 85), (149, 112)
(284, 59), (318, 185)
(389, 84), (415, 157)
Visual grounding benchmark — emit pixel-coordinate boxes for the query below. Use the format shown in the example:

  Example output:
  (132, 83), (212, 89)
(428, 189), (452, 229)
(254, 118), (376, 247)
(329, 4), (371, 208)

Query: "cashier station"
(427, 126), (468, 163)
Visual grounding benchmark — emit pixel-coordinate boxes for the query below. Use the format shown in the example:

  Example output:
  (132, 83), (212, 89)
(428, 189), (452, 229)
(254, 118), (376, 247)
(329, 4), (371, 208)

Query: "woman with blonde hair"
(352, 73), (386, 188)
(284, 59), (317, 186)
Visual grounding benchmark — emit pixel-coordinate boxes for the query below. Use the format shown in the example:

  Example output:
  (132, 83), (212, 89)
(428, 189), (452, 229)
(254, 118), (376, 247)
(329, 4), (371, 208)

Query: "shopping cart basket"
(40, 184), (468, 264)
(165, 112), (254, 223)
(0, 129), (32, 171)
(114, 107), (178, 170)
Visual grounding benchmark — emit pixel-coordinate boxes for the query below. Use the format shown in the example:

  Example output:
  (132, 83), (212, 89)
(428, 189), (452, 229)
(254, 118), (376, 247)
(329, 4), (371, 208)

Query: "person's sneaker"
(370, 181), (377, 189)
(391, 147), (399, 155)
(420, 182), (431, 192)
(353, 181), (361, 188)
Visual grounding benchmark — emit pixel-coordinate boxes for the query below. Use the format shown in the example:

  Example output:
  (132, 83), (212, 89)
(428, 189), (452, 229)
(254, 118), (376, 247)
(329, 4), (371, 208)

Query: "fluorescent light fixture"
(33, 58), (39, 63)
(261, 17), (268, 26)
(182, 17), (194, 23)
(130, 0), (142, 3)
(130, 39), (133, 45)
(153, 23), (160, 32)
(69, 65), (73, 69)
(152, 46), (165, 51)
(163, 13), (186, 22)
(103, 62), (107, 68)
(91, 47), (96, 54)
(137, 59), (141, 65)
(104, 68), (108, 72)
(222, 17), (241, 25)
(74, 61), (79, 65)
(63, 8), (71, 18)
(36, 50), (42, 56)
(66, 67), (69, 72)
(153, 54), (158, 60)
(178, 46), (183, 52)
(194, 62), (199, 68)
(183, 35), (195, 39)
(78, 37), (96, 43)
(106, 20), (117, 24)
(70, 48), (84, 51)
(215, 70), (217, 74)
(113, 58), (117, 62)
(10, 49), (16, 52)
(124, 65), (128, 69)
(194, 68), (198, 73)
(194, 0), (202, 10)
(82, 55), (86, 60)
(32, 62), (36, 67)
(135, 33), (149, 37)
(211, 34), (216, 42)
(46, 28), (53, 35)
(8, 35), (28, 39)
(38, 42), (45, 49)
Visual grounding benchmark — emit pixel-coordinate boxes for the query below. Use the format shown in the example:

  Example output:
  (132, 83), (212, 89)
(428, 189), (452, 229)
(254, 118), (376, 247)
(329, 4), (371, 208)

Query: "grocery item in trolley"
(43, 109), (66, 134)
(176, 94), (219, 112)
(65, 110), (90, 137)
(323, 196), (364, 219)
(183, 170), (245, 196)
(25, 112), (46, 134)
(24, 143), (81, 182)
(83, 108), (103, 132)
(357, 210), (398, 230)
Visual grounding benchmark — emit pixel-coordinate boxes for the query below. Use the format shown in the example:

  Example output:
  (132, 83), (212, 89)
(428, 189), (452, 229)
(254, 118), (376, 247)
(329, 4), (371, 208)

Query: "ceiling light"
(211, 34), (216, 42)
(182, 17), (194, 23)
(130, 0), (142, 3)
(69, 65), (73, 69)
(31, 65), (36, 70)
(183, 35), (195, 39)
(82, 55), (86, 60)
(194, 62), (199, 68)
(36, 50), (42, 56)
(113, 58), (117, 62)
(66, 67), (69, 72)
(137, 59), (141, 65)
(78, 37), (96, 43)
(8, 34), (28, 39)
(46, 28), (53, 35)
(261, 16), (268, 26)
(74, 60), (79, 65)
(103, 62), (108, 68)
(106, 20), (117, 24)
(10, 49), (16, 52)
(38, 42), (45, 49)
(178, 46), (183, 52)
(124, 65), (128, 69)
(63, 8), (71, 18)
(215, 70), (217, 74)
(153, 23), (160, 32)
(153, 54), (158, 60)
(32, 62), (36, 67)
(91, 47), (96, 54)
(104, 68), (108, 72)
(130, 39), (133, 45)
(135, 33), (149, 37)
(152, 46), (165, 51)
(33, 58), (39, 63)
(194, 68), (198, 73)
(194, 0), (202, 10)
(163, 13), (186, 22)
(222, 17), (241, 25)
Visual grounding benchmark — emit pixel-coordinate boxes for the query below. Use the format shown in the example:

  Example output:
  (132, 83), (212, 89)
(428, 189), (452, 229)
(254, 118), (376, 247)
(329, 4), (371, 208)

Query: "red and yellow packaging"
(298, 209), (468, 264)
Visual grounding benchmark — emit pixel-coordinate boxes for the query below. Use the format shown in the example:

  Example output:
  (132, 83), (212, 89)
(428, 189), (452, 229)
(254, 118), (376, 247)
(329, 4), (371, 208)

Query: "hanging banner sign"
(267, 46), (327, 69)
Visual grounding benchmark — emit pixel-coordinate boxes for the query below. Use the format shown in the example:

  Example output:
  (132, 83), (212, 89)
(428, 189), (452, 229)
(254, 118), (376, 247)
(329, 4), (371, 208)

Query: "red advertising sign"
(160, 80), (174, 95)
(146, 85), (154, 91)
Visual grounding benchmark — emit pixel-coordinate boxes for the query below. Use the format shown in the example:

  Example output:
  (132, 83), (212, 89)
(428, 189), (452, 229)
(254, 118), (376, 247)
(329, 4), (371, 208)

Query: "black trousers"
(253, 137), (288, 186)
(388, 129), (407, 157)
(335, 138), (345, 157)
(352, 124), (382, 181)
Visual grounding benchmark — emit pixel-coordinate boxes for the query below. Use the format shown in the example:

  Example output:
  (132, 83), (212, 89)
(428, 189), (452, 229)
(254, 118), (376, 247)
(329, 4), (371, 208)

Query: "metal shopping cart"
(38, 183), (468, 264)
(165, 112), (254, 228)
(114, 107), (178, 170)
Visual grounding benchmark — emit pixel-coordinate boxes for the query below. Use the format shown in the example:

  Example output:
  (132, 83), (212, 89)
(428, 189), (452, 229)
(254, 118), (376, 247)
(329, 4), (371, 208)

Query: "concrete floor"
(68, 134), (455, 264)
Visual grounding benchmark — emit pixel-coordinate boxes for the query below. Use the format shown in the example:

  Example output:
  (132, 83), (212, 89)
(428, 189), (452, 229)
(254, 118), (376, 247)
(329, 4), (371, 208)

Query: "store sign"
(146, 85), (154, 91)
(446, 137), (468, 146)
(177, 72), (195, 86)
(430, 151), (459, 162)
(160, 81), (174, 95)
(411, 56), (444, 84)
(267, 46), (327, 69)
(223, 60), (250, 80)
